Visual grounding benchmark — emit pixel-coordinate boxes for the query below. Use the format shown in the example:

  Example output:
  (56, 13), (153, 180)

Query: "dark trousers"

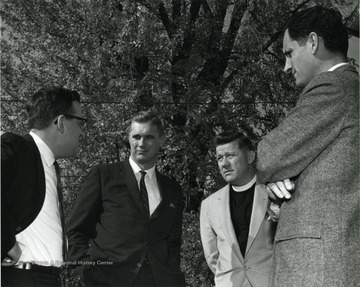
(132, 261), (156, 287)
(81, 261), (156, 287)
(1, 267), (61, 287)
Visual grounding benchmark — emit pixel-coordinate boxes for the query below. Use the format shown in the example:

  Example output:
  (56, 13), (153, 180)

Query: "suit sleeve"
(1, 133), (20, 259)
(168, 182), (184, 267)
(200, 199), (218, 274)
(67, 166), (102, 263)
(257, 73), (350, 183)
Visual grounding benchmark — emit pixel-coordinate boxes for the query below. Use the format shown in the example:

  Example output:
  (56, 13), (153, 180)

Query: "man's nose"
(221, 158), (230, 167)
(283, 58), (292, 74)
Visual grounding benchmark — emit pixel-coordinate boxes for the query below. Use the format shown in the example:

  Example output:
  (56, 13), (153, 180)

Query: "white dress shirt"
(129, 157), (162, 215)
(15, 131), (63, 267)
(328, 62), (348, 71)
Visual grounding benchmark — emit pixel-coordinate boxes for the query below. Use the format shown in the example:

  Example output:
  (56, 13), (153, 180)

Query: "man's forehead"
(130, 121), (159, 134)
(283, 29), (302, 50)
(282, 30), (290, 49)
(216, 142), (239, 154)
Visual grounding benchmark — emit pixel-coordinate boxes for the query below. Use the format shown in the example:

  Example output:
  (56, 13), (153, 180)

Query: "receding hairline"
(216, 137), (252, 152)
(215, 132), (254, 151)
(129, 119), (164, 136)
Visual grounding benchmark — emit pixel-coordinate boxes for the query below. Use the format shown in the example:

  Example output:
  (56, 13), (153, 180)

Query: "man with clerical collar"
(200, 131), (276, 287)
(67, 110), (185, 287)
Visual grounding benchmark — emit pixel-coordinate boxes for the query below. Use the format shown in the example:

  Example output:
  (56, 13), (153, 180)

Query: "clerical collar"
(232, 175), (256, 192)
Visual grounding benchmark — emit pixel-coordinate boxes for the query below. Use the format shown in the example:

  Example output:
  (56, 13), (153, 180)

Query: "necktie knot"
(140, 170), (146, 179)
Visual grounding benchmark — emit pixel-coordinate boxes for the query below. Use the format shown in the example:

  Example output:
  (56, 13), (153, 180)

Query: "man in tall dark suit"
(257, 6), (359, 287)
(1, 86), (87, 287)
(67, 111), (185, 287)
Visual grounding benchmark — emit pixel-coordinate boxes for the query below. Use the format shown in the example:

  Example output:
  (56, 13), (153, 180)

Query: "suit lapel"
(123, 161), (176, 219)
(217, 185), (243, 263)
(246, 183), (267, 255)
(150, 171), (165, 220)
(123, 159), (146, 215)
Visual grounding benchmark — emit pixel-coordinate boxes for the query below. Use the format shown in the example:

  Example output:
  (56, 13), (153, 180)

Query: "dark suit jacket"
(1, 132), (46, 259)
(67, 159), (185, 287)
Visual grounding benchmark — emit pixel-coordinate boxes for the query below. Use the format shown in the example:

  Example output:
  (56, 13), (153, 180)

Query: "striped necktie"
(53, 161), (68, 261)
(139, 171), (150, 216)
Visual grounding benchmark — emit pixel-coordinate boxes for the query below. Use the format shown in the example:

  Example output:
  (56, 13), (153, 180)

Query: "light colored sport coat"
(200, 182), (276, 287)
(257, 65), (360, 287)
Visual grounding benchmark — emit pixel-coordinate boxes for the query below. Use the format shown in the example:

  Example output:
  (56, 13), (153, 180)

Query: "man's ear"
(247, 150), (256, 165)
(308, 32), (319, 55)
(55, 115), (65, 134)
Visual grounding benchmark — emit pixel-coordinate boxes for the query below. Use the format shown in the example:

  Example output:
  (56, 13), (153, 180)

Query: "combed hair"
(131, 110), (164, 136)
(285, 6), (348, 57)
(215, 131), (254, 151)
(26, 86), (81, 130)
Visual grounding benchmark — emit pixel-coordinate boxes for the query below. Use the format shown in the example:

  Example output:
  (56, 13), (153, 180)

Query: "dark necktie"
(53, 161), (68, 261)
(140, 171), (150, 216)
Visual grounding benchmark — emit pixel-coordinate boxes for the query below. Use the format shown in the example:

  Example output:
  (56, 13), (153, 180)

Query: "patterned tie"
(53, 161), (68, 262)
(140, 171), (150, 216)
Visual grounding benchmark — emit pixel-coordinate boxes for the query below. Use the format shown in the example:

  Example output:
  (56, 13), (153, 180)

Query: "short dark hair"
(285, 6), (348, 57)
(26, 87), (81, 130)
(131, 110), (164, 136)
(215, 131), (254, 152)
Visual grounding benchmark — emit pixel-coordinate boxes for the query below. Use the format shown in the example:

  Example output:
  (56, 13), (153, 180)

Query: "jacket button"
(16, 226), (22, 232)
(137, 263), (142, 268)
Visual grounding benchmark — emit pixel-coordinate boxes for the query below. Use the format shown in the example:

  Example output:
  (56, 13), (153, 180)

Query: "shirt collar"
(129, 156), (156, 179)
(328, 62), (348, 72)
(232, 174), (257, 192)
(29, 131), (55, 168)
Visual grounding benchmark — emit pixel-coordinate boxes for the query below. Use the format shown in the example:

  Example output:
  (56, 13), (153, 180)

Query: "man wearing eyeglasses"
(1, 86), (87, 287)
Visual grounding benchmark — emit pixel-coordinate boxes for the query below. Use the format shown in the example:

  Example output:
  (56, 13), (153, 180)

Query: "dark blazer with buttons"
(67, 159), (185, 287)
(1, 132), (46, 260)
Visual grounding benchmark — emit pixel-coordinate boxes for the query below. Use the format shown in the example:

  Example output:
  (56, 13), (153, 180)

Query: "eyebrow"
(132, 134), (155, 137)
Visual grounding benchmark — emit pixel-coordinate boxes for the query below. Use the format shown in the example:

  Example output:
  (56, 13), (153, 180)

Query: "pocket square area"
(170, 203), (175, 208)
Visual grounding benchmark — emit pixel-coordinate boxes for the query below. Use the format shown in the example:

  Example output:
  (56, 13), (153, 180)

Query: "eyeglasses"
(63, 114), (88, 123)
(53, 114), (88, 127)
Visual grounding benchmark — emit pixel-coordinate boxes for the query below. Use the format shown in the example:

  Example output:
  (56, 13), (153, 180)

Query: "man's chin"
(135, 155), (147, 162)
(222, 175), (234, 183)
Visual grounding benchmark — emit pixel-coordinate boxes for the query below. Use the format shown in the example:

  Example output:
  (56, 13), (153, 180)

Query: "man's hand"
(2, 242), (21, 266)
(266, 179), (295, 201)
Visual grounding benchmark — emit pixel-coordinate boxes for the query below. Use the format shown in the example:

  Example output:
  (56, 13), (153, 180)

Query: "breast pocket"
(149, 201), (177, 239)
(275, 219), (322, 242)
